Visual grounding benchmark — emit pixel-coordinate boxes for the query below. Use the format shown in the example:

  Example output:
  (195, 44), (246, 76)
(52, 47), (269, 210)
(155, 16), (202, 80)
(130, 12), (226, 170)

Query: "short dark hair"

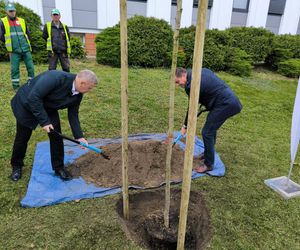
(176, 67), (187, 77)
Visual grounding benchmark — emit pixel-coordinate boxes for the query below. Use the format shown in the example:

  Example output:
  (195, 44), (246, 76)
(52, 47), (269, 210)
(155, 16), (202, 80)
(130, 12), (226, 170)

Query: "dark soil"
(68, 140), (203, 188)
(116, 189), (212, 250)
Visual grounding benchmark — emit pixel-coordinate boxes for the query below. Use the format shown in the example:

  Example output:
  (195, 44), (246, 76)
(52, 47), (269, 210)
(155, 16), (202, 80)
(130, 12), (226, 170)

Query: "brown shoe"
(194, 163), (212, 173)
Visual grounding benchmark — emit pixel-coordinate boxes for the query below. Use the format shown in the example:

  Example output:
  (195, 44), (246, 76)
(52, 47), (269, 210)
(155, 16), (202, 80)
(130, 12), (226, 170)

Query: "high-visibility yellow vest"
(46, 22), (71, 55)
(1, 16), (31, 52)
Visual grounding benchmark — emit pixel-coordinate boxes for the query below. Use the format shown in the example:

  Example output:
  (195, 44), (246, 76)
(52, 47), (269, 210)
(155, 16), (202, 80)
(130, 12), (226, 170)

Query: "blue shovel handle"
(172, 134), (183, 147)
(80, 142), (102, 153)
(79, 142), (110, 160)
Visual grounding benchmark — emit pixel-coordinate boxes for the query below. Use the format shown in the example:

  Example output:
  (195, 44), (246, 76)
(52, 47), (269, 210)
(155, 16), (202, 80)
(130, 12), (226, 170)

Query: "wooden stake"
(177, 0), (208, 249)
(164, 0), (183, 228)
(120, 0), (129, 220)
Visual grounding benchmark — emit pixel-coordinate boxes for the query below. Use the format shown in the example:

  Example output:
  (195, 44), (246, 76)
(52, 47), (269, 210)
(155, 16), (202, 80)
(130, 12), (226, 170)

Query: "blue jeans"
(202, 97), (242, 168)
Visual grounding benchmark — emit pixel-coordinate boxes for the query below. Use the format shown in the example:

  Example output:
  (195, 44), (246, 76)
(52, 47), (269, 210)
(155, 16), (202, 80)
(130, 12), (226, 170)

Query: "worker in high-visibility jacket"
(0, 3), (34, 90)
(42, 9), (71, 72)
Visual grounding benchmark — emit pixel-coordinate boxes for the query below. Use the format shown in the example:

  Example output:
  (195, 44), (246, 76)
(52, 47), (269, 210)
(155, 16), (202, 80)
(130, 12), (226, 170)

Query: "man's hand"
(180, 125), (187, 135)
(43, 124), (54, 133)
(77, 138), (88, 149)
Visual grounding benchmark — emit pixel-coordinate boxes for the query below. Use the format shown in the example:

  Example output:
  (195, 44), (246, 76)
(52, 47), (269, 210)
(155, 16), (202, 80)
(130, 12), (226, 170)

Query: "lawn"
(0, 60), (299, 249)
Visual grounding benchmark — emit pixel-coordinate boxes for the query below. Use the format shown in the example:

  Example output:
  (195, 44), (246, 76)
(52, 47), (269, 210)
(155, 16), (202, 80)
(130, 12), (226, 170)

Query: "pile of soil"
(68, 140), (203, 188)
(116, 189), (212, 249)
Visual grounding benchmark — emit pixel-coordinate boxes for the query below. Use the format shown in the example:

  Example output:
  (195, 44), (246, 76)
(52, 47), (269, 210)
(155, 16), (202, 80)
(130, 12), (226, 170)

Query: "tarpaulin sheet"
(21, 132), (225, 207)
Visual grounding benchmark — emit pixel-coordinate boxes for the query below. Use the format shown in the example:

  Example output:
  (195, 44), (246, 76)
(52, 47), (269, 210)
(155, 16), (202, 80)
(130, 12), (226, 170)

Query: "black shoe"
(10, 169), (22, 181)
(54, 168), (72, 181)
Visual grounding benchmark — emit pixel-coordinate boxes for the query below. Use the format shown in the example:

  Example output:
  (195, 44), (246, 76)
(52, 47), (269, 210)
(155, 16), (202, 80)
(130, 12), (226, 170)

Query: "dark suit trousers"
(202, 97), (242, 168)
(11, 111), (64, 171)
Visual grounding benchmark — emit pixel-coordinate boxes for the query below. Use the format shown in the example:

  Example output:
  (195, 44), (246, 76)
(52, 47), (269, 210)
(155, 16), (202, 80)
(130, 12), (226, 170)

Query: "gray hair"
(77, 70), (99, 85)
(176, 67), (187, 77)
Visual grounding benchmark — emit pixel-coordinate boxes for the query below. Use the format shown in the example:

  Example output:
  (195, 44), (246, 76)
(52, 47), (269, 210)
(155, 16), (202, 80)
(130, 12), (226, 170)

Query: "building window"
(268, 0), (286, 15)
(232, 0), (249, 12)
(172, 0), (213, 9)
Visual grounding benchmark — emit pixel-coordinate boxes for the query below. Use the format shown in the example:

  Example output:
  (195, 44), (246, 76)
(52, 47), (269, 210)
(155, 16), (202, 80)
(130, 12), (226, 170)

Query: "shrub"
(178, 26), (196, 68)
(225, 48), (252, 76)
(95, 27), (120, 66)
(265, 48), (293, 70)
(96, 16), (173, 67)
(203, 38), (226, 71)
(179, 26), (226, 70)
(206, 29), (233, 47)
(266, 35), (300, 69)
(227, 27), (274, 64)
(70, 37), (86, 59)
(278, 59), (300, 78)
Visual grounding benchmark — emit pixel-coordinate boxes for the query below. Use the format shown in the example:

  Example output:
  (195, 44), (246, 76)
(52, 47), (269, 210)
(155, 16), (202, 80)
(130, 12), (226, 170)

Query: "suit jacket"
(183, 68), (242, 126)
(11, 70), (84, 139)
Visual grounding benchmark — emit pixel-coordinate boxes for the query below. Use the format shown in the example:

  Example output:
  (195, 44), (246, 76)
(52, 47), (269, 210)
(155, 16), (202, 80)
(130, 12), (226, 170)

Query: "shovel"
(50, 129), (110, 160)
(172, 133), (183, 147)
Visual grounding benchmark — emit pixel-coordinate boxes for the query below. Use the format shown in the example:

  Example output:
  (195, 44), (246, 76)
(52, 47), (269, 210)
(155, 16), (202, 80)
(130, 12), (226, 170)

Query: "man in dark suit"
(10, 69), (98, 181)
(175, 67), (242, 173)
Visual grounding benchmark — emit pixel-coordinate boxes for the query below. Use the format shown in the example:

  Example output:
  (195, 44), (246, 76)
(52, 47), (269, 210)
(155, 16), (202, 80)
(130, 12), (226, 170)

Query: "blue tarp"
(21, 132), (225, 208)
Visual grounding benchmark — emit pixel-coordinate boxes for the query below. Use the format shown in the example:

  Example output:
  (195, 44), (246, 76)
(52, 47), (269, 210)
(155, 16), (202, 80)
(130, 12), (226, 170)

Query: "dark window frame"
(232, 0), (250, 13)
(172, 0), (213, 9)
(268, 0), (286, 15)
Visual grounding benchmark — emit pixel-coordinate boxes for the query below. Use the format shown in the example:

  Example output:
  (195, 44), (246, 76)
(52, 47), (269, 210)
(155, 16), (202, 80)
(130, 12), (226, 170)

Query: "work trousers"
(202, 97), (242, 168)
(48, 51), (70, 72)
(11, 111), (64, 171)
(10, 51), (34, 90)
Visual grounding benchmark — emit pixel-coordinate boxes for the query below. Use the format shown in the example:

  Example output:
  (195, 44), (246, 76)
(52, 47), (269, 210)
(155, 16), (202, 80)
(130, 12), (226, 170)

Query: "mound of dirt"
(68, 140), (203, 188)
(116, 189), (212, 249)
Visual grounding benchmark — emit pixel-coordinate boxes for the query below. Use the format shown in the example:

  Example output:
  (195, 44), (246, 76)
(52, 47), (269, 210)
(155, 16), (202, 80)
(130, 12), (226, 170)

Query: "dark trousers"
(202, 98), (242, 167)
(48, 51), (70, 72)
(11, 111), (64, 171)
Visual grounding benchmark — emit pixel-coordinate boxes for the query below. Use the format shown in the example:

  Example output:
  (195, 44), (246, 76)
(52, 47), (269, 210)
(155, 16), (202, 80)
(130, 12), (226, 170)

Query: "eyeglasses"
(52, 14), (59, 16)
(9, 10), (16, 13)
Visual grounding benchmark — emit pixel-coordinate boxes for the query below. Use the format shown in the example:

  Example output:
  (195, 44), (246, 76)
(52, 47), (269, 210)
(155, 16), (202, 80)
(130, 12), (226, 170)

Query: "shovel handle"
(172, 134), (183, 147)
(79, 142), (102, 153)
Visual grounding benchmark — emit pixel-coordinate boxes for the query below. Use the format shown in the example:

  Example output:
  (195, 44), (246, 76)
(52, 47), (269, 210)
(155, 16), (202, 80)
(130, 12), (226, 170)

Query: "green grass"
(0, 60), (299, 249)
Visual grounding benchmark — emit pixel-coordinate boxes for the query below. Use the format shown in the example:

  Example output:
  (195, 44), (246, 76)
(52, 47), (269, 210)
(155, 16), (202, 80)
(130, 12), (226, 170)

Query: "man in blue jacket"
(10, 69), (98, 181)
(175, 67), (242, 173)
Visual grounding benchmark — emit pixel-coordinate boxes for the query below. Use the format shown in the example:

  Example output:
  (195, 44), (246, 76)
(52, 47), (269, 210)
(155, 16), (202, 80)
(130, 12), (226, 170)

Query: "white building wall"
(279, 0), (300, 34)
(55, 0), (73, 26)
(246, 0), (270, 28)
(147, 0), (172, 23)
(14, 0), (44, 24)
(209, 0), (234, 30)
(181, 0), (193, 28)
(97, 0), (120, 29)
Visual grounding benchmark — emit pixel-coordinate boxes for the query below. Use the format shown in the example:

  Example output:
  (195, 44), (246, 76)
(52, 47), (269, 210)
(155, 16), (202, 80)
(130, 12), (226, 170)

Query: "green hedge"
(178, 27), (227, 71)
(266, 35), (300, 69)
(70, 37), (86, 59)
(278, 59), (300, 78)
(227, 27), (274, 64)
(225, 48), (252, 77)
(96, 16), (173, 67)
